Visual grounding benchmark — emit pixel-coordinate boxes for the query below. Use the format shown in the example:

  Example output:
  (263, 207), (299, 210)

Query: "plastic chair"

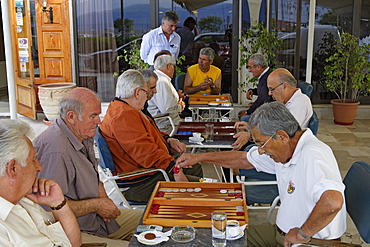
(343, 161), (370, 244)
(153, 113), (175, 136)
(308, 111), (319, 136)
(94, 127), (170, 208)
(297, 81), (313, 98)
(175, 73), (186, 91)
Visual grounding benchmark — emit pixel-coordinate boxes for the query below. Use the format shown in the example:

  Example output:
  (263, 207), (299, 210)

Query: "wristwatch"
(50, 197), (67, 210)
(298, 228), (311, 239)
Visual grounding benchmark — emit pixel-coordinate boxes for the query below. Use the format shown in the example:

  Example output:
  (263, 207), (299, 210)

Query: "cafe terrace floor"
(0, 101), (369, 246)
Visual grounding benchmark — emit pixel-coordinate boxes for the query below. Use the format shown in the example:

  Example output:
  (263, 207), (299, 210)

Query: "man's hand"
(198, 82), (210, 91)
(169, 139), (186, 154)
(96, 197), (121, 221)
(178, 98), (185, 111)
(284, 227), (311, 247)
(26, 177), (65, 208)
(231, 131), (251, 151)
(234, 121), (248, 131)
(177, 89), (185, 100)
(175, 153), (197, 168)
(246, 89), (254, 100)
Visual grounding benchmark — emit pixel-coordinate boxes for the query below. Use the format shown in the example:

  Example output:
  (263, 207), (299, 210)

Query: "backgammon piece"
(236, 206), (244, 212)
(159, 188), (166, 192)
(228, 190), (235, 196)
(173, 167), (180, 174)
(152, 204), (160, 209)
(235, 190), (242, 196)
(150, 209), (159, 214)
(220, 189), (227, 194)
(194, 188), (202, 192)
(235, 194), (243, 199)
(156, 191), (165, 197)
(187, 188), (194, 192)
(197, 98), (200, 101)
(236, 212), (245, 216)
(172, 189), (179, 192)
(166, 189), (173, 192)
(180, 189), (186, 192)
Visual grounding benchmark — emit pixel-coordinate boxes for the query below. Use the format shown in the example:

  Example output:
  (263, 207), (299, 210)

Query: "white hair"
(115, 69), (146, 99)
(0, 119), (33, 177)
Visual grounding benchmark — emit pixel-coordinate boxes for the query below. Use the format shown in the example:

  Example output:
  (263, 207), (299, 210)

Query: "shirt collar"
(258, 67), (270, 80)
(0, 196), (15, 221)
(154, 69), (171, 80)
(283, 129), (313, 167)
(56, 118), (84, 152)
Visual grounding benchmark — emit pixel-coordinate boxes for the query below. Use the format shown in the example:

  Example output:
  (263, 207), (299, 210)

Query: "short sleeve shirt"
(187, 64), (221, 95)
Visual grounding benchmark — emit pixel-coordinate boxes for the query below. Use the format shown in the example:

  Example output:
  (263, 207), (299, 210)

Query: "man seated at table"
(176, 102), (346, 246)
(232, 68), (313, 151)
(184, 47), (222, 95)
(34, 87), (142, 246)
(0, 119), (81, 247)
(148, 55), (185, 133)
(100, 70), (203, 203)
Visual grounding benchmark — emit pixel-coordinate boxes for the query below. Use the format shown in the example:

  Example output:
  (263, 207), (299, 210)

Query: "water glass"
(205, 123), (214, 143)
(209, 108), (216, 122)
(211, 211), (227, 247)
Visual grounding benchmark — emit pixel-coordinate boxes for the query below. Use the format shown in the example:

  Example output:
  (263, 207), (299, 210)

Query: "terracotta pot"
(331, 99), (360, 125)
(38, 83), (77, 121)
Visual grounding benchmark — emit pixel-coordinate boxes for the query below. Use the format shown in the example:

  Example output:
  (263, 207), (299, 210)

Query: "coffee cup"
(221, 117), (231, 122)
(192, 132), (201, 140)
(226, 220), (240, 238)
(185, 117), (193, 122)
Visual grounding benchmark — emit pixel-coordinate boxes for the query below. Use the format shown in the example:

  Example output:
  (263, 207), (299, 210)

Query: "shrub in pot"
(324, 32), (370, 125)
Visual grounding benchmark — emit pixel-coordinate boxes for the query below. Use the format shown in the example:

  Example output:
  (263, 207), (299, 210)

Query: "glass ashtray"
(171, 225), (195, 243)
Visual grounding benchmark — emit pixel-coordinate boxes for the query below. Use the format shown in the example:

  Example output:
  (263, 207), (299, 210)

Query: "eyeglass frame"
(247, 65), (258, 69)
(139, 88), (148, 94)
(268, 82), (284, 93)
(252, 134), (275, 149)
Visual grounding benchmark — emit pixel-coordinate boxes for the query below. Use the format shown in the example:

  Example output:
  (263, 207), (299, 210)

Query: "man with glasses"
(148, 55), (185, 133)
(100, 70), (202, 203)
(176, 101), (346, 246)
(267, 68), (313, 128)
(238, 53), (274, 122)
(140, 10), (181, 66)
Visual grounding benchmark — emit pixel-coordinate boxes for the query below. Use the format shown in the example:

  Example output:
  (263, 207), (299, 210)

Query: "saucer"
(135, 230), (170, 245)
(189, 137), (204, 143)
(226, 230), (244, 241)
(208, 103), (219, 106)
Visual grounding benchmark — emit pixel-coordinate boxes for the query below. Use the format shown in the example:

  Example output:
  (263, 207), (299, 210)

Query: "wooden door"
(10, 0), (36, 119)
(10, 0), (72, 119)
(35, 0), (72, 84)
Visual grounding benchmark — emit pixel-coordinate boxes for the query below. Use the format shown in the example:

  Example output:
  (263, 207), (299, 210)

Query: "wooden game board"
(174, 122), (236, 140)
(142, 182), (248, 228)
(188, 95), (232, 106)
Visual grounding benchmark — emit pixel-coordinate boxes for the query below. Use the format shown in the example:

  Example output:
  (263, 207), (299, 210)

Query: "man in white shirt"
(0, 119), (81, 247)
(176, 102), (346, 246)
(148, 55), (185, 133)
(140, 10), (181, 66)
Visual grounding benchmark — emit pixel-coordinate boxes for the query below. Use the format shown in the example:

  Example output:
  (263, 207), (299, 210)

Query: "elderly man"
(140, 10), (181, 66)
(139, 69), (158, 121)
(239, 53), (274, 122)
(184, 47), (222, 95)
(176, 102), (346, 246)
(0, 119), (81, 246)
(34, 87), (142, 247)
(148, 55), (185, 133)
(100, 70), (202, 203)
(232, 68), (313, 150)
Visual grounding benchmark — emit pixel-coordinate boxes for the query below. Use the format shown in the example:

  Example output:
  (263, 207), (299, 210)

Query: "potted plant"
(324, 32), (370, 125)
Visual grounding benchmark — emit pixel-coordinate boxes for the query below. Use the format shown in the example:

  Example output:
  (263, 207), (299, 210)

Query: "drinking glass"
(211, 211), (227, 247)
(205, 123), (214, 143)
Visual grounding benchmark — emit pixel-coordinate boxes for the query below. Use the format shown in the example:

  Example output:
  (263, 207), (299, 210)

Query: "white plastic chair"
(153, 113), (175, 136)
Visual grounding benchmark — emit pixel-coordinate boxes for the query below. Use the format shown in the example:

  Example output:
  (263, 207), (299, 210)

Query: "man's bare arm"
(176, 151), (254, 170)
(284, 190), (344, 246)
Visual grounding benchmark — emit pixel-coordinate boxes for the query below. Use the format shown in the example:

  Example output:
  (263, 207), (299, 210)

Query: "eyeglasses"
(139, 88), (148, 94)
(247, 65), (257, 69)
(269, 82), (284, 93)
(253, 135), (275, 149)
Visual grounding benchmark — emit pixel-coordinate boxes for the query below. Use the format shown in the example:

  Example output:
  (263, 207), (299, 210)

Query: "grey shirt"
(33, 118), (119, 237)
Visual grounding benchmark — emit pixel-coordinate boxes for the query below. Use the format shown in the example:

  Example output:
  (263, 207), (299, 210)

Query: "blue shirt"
(140, 26), (181, 65)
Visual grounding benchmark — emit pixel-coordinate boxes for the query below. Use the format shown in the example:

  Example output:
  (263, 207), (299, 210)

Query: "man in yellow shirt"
(184, 47), (222, 95)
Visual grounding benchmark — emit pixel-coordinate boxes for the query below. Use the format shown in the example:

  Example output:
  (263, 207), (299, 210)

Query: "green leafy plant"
(239, 23), (283, 90)
(114, 39), (185, 77)
(324, 32), (370, 103)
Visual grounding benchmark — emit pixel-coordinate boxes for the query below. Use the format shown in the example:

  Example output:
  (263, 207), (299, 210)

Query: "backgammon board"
(174, 122), (236, 141)
(188, 95), (232, 106)
(142, 182), (248, 228)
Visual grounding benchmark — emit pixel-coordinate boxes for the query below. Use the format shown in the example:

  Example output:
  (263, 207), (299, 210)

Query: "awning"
(174, 0), (228, 12)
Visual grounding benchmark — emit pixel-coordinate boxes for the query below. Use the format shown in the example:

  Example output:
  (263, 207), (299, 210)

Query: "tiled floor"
(1, 101), (369, 246)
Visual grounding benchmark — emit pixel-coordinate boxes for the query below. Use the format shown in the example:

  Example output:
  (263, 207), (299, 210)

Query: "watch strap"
(50, 197), (67, 210)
